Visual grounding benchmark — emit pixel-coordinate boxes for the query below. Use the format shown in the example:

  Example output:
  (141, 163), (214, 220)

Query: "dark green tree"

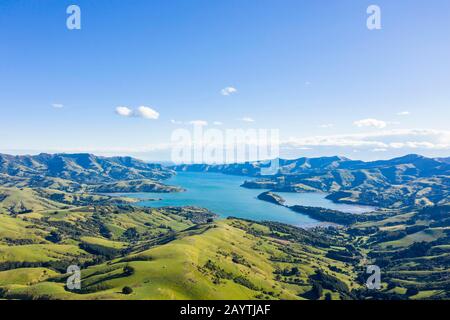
(123, 265), (135, 276)
(122, 286), (133, 295)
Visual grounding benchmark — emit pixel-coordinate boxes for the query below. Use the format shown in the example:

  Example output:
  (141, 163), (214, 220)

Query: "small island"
(257, 191), (286, 206)
(88, 179), (185, 193)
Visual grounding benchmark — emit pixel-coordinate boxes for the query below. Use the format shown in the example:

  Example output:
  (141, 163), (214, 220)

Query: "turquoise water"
(127, 172), (374, 228)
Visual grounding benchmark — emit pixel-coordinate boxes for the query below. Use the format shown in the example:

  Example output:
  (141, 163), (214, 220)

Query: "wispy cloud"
(136, 106), (159, 119)
(115, 106), (159, 120)
(170, 119), (213, 126)
(115, 106), (133, 117)
(319, 123), (334, 128)
(221, 86), (237, 96)
(284, 129), (450, 151)
(354, 118), (387, 129)
(238, 117), (255, 123)
(30, 128), (450, 161)
(52, 103), (64, 109)
(371, 148), (388, 152)
(189, 120), (208, 126)
(397, 111), (410, 116)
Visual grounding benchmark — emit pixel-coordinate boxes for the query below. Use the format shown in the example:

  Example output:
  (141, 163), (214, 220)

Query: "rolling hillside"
(0, 153), (180, 194)
(0, 153), (448, 300)
(0, 214), (360, 300)
(0, 153), (175, 185)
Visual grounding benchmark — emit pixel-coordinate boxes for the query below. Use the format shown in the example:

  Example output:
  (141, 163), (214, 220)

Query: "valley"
(0, 153), (448, 300)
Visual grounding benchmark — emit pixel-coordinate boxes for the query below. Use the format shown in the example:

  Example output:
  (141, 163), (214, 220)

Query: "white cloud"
(238, 117), (255, 123)
(34, 128), (450, 162)
(135, 106), (159, 120)
(353, 118), (387, 129)
(221, 86), (237, 96)
(171, 119), (216, 126)
(115, 106), (159, 120)
(397, 111), (410, 116)
(115, 106), (133, 117)
(284, 129), (450, 151)
(52, 103), (64, 109)
(371, 148), (388, 152)
(389, 142), (405, 149)
(319, 124), (334, 128)
(189, 120), (208, 126)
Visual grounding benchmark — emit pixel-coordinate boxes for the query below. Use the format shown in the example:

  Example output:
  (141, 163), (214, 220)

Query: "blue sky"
(1, 0), (449, 161)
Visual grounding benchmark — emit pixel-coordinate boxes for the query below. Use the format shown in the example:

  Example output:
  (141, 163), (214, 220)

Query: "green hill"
(0, 153), (176, 189)
(0, 153), (448, 300)
(0, 187), (67, 215)
(87, 179), (184, 193)
(0, 218), (358, 300)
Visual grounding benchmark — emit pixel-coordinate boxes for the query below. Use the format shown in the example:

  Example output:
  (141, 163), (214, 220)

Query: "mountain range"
(173, 154), (450, 177)
(1, 153), (449, 209)
(173, 154), (450, 208)
(0, 153), (176, 192)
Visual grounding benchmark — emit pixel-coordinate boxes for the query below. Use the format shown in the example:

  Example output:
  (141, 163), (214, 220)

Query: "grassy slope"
(0, 219), (357, 300)
(0, 214), (46, 244)
(353, 209), (450, 299)
(0, 179), (448, 300)
(379, 228), (446, 249)
(0, 244), (88, 263)
(0, 187), (66, 215)
(0, 268), (59, 286)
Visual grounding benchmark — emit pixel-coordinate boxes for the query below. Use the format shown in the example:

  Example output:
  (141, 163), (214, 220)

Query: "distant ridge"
(172, 154), (450, 208)
(172, 154), (450, 177)
(0, 153), (175, 186)
(437, 157), (450, 164)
